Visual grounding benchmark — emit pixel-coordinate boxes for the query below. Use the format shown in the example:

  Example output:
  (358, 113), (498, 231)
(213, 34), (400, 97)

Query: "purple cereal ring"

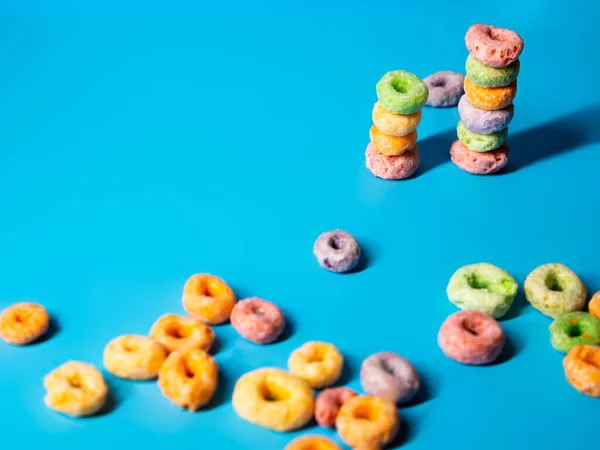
(360, 352), (420, 404)
(315, 387), (357, 428)
(365, 142), (420, 180)
(458, 94), (514, 135)
(450, 140), (509, 175)
(230, 297), (285, 344)
(465, 24), (524, 68)
(424, 71), (465, 107)
(313, 230), (361, 273)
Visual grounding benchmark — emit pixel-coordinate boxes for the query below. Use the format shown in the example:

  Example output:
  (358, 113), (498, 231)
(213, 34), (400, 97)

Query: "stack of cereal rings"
(366, 70), (429, 180)
(451, 24), (524, 175)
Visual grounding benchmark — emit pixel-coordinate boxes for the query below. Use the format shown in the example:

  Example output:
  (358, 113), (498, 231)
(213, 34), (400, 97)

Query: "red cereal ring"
(315, 387), (357, 428)
(465, 24), (524, 68)
(230, 297), (285, 344)
(437, 310), (505, 365)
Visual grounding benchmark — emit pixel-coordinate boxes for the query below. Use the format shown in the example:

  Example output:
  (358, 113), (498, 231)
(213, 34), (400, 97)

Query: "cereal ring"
(182, 274), (236, 325)
(365, 142), (419, 180)
(149, 313), (215, 353)
(424, 71), (465, 107)
(524, 263), (587, 318)
(457, 120), (507, 152)
(335, 395), (400, 448)
(286, 436), (342, 450)
(464, 77), (516, 111)
(315, 387), (357, 428)
(563, 345), (600, 397)
(549, 312), (600, 353)
(372, 102), (421, 137)
(376, 70), (429, 115)
(230, 297), (285, 344)
(369, 125), (417, 156)
(450, 140), (509, 175)
(288, 341), (344, 389)
(158, 348), (218, 411)
(589, 292), (600, 320)
(465, 54), (520, 88)
(465, 24), (524, 68)
(438, 310), (505, 365)
(43, 361), (108, 417)
(0, 302), (49, 345)
(360, 352), (420, 405)
(313, 230), (361, 273)
(458, 94), (514, 135)
(232, 368), (314, 432)
(446, 263), (518, 318)
(103, 334), (167, 380)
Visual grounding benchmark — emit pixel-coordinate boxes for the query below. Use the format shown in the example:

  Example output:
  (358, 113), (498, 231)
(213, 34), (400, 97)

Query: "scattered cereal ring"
(182, 274), (236, 325)
(365, 142), (419, 180)
(465, 24), (524, 68)
(335, 395), (400, 448)
(589, 292), (600, 320)
(230, 297), (285, 344)
(369, 125), (417, 156)
(464, 77), (516, 111)
(457, 120), (507, 152)
(458, 94), (514, 135)
(524, 263), (587, 318)
(424, 71), (465, 107)
(549, 312), (600, 353)
(313, 230), (361, 273)
(450, 140), (509, 175)
(446, 263), (518, 318)
(286, 435), (342, 450)
(438, 310), (505, 365)
(0, 302), (49, 345)
(315, 387), (357, 428)
(232, 368), (314, 432)
(150, 313), (215, 353)
(376, 70), (429, 115)
(360, 352), (420, 404)
(465, 54), (520, 88)
(158, 348), (218, 411)
(563, 345), (600, 397)
(103, 334), (167, 380)
(372, 102), (421, 137)
(288, 341), (344, 389)
(43, 361), (108, 417)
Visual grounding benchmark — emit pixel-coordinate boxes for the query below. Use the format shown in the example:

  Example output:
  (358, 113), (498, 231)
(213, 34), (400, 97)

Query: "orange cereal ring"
(589, 292), (600, 320)
(158, 348), (218, 411)
(369, 125), (417, 156)
(285, 435), (341, 450)
(182, 274), (236, 325)
(563, 345), (600, 397)
(464, 77), (516, 111)
(371, 102), (421, 137)
(150, 313), (215, 354)
(0, 302), (50, 345)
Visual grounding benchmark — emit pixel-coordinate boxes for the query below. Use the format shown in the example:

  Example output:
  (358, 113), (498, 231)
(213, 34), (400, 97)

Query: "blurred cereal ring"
(424, 71), (465, 107)
(315, 387), (357, 428)
(103, 334), (167, 380)
(376, 70), (428, 115)
(182, 274), (236, 324)
(360, 352), (420, 404)
(563, 345), (600, 397)
(372, 102), (421, 137)
(589, 292), (600, 319)
(285, 435), (341, 450)
(0, 302), (49, 345)
(288, 341), (344, 389)
(150, 313), (215, 353)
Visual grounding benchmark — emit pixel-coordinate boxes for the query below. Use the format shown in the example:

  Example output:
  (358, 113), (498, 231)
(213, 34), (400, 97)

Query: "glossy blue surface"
(1, 1), (599, 448)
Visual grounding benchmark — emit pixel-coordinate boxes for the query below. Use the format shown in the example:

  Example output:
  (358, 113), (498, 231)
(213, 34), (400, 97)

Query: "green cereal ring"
(457, 121), (508, 152)
(446, 263), (518, 318)
(376, 70), (429, 115)
(524, 263), (587, 318)
(465, 55), (520, 88)
(549, 312), (600, 353)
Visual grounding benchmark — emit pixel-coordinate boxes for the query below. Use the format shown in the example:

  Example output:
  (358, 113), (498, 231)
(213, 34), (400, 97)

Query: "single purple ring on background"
(313, 230), (361, 273)
(424, 71), (465, 107)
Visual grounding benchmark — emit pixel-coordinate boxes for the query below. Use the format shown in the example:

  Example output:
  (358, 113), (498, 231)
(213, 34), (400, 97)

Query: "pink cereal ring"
(450, 140), (509, 175)
(230, 297), (285, 344)
(465, 24), (524, 68)
(315, 387), (357, 428)
(438, 310), (505, 365)
(365, 143), (420, 180)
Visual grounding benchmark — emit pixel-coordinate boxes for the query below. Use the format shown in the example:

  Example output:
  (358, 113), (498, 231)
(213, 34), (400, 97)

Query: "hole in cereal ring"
(306, 346), (326, 364)
(260, 382), (290, 402)
(462, 317), (482, 336)
(567, 319), (583, 337)
(431, 79), (446, 88)
(328, 235), (346, 250)
(545, 272), (564, 292)
(353, 404), (377, 421)
(466, 272), (490, 291)
(68, 375), (82, 389)
(181, 357), (196, 378)
(380, 359), (396, 375)
(167, 324), (192, 339)
(122, 340), (138, 352)
(391, 77), (409, 94)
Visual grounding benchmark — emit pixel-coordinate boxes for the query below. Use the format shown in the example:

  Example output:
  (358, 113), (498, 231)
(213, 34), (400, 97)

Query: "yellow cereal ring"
(149, 313), (215, 353)
(464, 77), (516, 111)
(103, 335), (167, 380)
(158, 348), (218, 411)
(232, 368), (314, 432)
(369, 125), (417, 156)
(44, 361), (108, 417)
(286, 435), (341, 450)
(0, 302), (49, 345)
(182, 274), (236, 325)
(288, 341), (344, 389)
(372, 102), (421, 137)
(335, 395), (400, 448)
(589, 292), (600, 320)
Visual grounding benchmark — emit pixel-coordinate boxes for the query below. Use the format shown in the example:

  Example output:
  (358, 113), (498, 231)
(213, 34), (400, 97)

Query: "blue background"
(1, 0), (599, 448)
